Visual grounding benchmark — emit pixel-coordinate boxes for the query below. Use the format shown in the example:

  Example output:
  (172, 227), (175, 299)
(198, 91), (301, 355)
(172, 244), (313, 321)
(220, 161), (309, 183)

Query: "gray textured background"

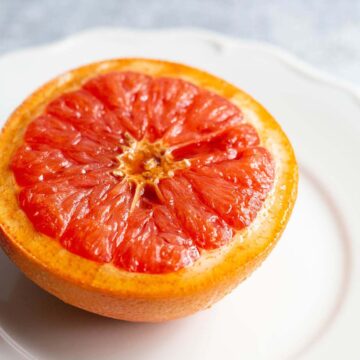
(0, 0), (359, 85)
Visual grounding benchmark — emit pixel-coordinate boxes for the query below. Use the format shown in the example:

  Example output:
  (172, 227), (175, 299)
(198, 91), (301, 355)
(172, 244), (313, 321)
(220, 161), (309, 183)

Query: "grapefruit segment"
(25, 114), (82, 148)
(183, 171), (256, 229)
(114, 202), (199, 273)
(46, 89), (126, 147)
(18, 172), (117, 238)
(22, 111), (119, 167)
(11, 144), (73, 186)
(183, 146), (274, 229)
(159, 176), (233, 249)
(83, 72), (151, 140)
(171, 123), (260, 167)
(198, 147), (275, 190)
(61, 181), (133, 263)
(145, 77), (199, 142)
(163, 90), (243, 145)
(19, 179), (90, 239)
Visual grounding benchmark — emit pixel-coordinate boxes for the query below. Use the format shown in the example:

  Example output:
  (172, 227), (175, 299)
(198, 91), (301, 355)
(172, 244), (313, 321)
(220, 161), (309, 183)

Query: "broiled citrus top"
(10, 71), (274, 274)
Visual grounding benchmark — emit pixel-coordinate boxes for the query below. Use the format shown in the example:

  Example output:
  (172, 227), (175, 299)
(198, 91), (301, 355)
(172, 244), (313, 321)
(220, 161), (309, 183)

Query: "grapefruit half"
(0, 59), (297, 322)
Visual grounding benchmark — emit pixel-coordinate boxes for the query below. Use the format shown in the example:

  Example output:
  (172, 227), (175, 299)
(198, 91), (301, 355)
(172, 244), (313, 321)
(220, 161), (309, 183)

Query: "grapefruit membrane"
(0, 59), (297, 321)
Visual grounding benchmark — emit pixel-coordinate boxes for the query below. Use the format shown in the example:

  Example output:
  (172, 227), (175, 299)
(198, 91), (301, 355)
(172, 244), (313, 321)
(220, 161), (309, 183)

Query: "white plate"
(0, 28), (359, 360)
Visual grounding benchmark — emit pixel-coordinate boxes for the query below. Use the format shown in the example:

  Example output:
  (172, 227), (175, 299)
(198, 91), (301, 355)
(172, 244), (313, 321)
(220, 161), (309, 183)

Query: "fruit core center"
(113, 137), (190, 185)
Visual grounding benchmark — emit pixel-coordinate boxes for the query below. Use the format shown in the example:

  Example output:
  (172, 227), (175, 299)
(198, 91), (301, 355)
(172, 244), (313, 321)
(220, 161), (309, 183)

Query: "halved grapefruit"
(0, 59), (297, 322)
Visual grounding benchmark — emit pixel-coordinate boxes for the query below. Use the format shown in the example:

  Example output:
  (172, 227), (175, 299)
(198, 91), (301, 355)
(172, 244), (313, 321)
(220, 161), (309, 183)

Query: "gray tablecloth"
(1, 0), (359, 85)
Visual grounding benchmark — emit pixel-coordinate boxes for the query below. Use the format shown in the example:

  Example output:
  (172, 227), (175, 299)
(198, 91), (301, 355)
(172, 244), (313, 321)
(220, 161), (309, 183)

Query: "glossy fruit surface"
(11, 72), (274, 274)
(0, 59), (297, 321)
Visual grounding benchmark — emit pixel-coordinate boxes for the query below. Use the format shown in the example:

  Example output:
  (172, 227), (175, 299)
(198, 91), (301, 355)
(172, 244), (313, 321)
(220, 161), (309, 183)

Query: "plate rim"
(0, 27), (359, 360)
(1, 26), (359, 103)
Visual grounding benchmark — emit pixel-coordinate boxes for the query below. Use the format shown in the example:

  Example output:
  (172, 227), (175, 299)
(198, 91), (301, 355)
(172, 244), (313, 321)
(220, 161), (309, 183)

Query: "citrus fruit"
(0, 59), (298, 322)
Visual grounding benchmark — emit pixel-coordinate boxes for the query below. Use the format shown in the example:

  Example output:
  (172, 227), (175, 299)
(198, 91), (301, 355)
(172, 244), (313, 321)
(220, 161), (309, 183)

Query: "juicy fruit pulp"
(11, 72), (275, 274)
